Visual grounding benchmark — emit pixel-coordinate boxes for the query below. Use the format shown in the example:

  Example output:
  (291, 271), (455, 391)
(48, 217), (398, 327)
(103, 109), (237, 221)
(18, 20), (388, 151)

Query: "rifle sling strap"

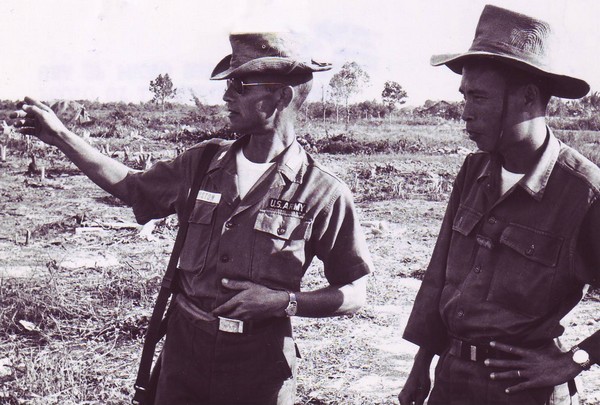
(132, 142), (220, 404)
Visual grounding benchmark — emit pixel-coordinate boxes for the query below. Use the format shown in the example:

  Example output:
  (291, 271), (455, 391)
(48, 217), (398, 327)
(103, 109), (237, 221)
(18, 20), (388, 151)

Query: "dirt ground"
(1, 149), (598, 404)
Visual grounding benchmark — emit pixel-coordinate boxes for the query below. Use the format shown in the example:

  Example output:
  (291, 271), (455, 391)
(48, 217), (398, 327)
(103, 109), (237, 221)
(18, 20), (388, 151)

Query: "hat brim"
(210, 54), (331, 80)
(431, 52), (590, 99)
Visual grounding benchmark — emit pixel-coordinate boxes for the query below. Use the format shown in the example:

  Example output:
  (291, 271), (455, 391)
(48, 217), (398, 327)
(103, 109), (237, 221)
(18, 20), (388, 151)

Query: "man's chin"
(227, 119), (244, 133)
(468, 137), (491, 153)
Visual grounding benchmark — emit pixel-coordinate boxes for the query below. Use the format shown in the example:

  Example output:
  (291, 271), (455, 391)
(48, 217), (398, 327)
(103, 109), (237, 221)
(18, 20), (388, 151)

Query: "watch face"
(573, 350), (590, 364)
(284, 301), (297, 316)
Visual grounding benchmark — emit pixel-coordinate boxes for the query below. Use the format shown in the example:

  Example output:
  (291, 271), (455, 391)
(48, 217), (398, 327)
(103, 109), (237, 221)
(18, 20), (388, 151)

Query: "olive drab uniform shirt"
(125, 136), (373, 312)
(403, 129), (600, 363)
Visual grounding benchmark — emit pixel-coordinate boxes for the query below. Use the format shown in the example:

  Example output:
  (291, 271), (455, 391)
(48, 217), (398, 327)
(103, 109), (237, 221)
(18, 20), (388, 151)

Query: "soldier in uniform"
(399, 5), (599, 405)
(13, 32), (373, 405)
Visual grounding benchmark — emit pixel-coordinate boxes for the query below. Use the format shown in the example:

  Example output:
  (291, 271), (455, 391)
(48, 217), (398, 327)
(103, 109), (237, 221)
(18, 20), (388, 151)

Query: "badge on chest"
(268, 198), (307, 214)
(197, 190), (222, 204)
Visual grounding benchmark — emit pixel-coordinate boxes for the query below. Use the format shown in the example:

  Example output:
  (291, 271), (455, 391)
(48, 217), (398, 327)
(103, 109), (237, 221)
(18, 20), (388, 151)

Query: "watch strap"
(284, 292), (297, 317)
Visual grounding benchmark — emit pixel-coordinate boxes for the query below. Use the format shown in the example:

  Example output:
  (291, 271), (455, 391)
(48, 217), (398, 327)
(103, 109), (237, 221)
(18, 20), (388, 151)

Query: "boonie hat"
(211, 32), (332, 80)
(430, 4), (589, 99)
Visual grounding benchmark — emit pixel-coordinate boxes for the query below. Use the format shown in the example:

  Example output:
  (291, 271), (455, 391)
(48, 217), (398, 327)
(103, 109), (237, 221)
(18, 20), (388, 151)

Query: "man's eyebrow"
(460, 87), (488, 96)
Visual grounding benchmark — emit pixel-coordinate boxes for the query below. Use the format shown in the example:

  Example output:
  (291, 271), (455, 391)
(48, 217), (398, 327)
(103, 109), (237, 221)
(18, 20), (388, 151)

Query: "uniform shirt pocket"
(251, 210), (313, 290)
(178, 200), (218, 272)
(487, 223), (564, 316)
(499, 224), (563, 267)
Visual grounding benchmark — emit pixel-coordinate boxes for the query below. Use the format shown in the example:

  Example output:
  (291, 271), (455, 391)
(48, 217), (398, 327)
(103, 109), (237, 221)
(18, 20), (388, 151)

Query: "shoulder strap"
(132, 142), (220, 405)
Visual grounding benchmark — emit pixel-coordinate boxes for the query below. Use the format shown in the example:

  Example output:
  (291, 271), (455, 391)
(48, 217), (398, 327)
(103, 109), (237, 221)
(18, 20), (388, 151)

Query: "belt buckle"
(218, 316), (244, 333)
(470, 344), (477, 361)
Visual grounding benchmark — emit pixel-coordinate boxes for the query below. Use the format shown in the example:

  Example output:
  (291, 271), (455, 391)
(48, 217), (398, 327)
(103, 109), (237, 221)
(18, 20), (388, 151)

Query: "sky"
(1, 0), (599, 107)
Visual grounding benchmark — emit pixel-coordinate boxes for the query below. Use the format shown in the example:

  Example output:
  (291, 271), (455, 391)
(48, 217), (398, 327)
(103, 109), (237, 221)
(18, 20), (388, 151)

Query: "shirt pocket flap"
(452, 206), (483, 236)
(254, 210), (312, 241)
(500, 224), (563, 267)
(189, 200), (217, 224)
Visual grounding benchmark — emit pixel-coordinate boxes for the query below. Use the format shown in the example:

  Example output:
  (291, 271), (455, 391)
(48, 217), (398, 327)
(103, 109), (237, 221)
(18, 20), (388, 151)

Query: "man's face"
(459, 64), (510, 152)
(222, 75), (283, 134)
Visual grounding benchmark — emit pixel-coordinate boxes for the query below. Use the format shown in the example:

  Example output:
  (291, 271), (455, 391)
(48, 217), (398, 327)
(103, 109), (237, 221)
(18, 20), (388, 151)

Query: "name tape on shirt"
(197, 190), (222, 204)
(269, 198), (307, 214)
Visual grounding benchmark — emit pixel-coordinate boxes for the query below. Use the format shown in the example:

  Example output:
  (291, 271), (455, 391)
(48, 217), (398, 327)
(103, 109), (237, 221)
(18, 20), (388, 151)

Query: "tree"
(149, 73), (177, 110)
(329, 62), (370, 124)
(578, 90), (600, 116)
(381, 81), (408, 111)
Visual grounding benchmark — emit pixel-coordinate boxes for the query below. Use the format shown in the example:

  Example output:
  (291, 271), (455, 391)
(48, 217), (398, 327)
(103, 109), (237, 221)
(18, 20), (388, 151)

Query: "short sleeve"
(124, 143), (218, 224)
(125, 157), (187, 224)
(312, 183), (373, 286)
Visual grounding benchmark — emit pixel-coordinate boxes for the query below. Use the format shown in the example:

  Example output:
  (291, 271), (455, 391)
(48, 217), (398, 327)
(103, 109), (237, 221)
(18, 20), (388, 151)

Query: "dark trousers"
(428, 348), (555, 405)
(154, 305), (297, 405)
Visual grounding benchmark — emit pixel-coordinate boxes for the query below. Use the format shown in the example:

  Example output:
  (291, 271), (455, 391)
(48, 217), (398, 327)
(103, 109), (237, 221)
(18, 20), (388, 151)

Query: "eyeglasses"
(226, 78), (285, 95)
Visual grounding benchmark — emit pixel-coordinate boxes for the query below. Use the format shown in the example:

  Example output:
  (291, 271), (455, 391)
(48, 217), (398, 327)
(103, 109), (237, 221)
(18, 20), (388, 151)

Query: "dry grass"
(1, 111), (598, 404)
(0, 264), (161, 404)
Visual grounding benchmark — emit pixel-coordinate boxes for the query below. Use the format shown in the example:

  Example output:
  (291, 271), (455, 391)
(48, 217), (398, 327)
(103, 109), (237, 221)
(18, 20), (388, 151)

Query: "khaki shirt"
(404, 129), (600, 362)
(126, 136), (373, 312)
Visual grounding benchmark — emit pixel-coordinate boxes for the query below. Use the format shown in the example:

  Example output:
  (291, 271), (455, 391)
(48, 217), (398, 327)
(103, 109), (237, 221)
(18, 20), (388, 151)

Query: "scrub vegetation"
(0, 100), (598, 404)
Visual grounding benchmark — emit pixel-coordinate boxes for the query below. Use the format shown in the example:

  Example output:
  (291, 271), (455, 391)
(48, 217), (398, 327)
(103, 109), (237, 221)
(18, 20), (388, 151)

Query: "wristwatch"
(284, 292), (297, 317)
(570, 346), (592, 370)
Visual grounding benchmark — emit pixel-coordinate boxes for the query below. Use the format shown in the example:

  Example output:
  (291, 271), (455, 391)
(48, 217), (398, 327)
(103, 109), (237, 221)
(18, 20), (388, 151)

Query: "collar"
(476, 127), (560, 201)
(519, 128), (560, 200)
(207, 134), (307, 184)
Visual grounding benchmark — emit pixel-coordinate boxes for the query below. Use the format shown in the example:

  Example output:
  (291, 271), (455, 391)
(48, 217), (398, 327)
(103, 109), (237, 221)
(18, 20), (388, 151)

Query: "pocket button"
(525, 245), (535, 256)
(277, 227), (286, 236)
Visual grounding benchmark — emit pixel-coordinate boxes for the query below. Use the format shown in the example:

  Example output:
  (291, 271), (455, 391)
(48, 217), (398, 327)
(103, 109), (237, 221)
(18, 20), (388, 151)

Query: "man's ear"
(277, 86), (294, 110)
(523, 83), (539, 107)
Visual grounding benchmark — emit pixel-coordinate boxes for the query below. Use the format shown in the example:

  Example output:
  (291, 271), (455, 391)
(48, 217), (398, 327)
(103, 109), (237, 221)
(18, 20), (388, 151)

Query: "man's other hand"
(10, 97), (69, 145)
(398, 374), (431, 405)
(212, 279), (288, 321)
(398, 348), (433, 405)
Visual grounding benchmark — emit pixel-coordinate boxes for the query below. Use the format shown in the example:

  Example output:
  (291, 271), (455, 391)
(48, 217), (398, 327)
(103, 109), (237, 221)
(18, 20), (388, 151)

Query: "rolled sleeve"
(313, 183), (373, 286)
(126, 160), (185, 224)
(125, 144), (209, 224)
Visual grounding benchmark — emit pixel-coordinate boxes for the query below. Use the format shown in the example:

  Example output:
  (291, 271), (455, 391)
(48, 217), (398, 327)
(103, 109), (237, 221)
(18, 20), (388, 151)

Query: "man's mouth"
(466, 129), (480, 140)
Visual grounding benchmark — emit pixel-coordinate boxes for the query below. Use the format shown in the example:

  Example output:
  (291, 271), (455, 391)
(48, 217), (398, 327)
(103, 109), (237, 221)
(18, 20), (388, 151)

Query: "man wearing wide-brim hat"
(399, 5), (599, 405)
(12, 32), (372, 404)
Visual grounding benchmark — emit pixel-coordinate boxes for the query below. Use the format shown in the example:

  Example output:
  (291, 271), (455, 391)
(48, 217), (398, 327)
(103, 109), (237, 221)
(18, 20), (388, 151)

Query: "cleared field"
(0, 111), (598, 404)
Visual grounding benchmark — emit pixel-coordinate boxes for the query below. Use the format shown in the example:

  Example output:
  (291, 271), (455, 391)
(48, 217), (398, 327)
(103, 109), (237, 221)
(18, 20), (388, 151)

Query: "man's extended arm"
(12, 97), (133, 202)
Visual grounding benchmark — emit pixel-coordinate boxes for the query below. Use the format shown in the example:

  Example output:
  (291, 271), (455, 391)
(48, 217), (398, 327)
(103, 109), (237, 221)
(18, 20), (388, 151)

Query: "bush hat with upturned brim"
(210, 32), (332, 80)
(430, 4), (589, 99)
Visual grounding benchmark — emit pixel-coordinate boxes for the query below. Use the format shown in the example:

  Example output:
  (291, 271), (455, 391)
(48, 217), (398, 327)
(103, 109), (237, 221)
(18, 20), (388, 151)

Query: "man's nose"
(223, 86), (235, 103)
(461, 102), (473, 122)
